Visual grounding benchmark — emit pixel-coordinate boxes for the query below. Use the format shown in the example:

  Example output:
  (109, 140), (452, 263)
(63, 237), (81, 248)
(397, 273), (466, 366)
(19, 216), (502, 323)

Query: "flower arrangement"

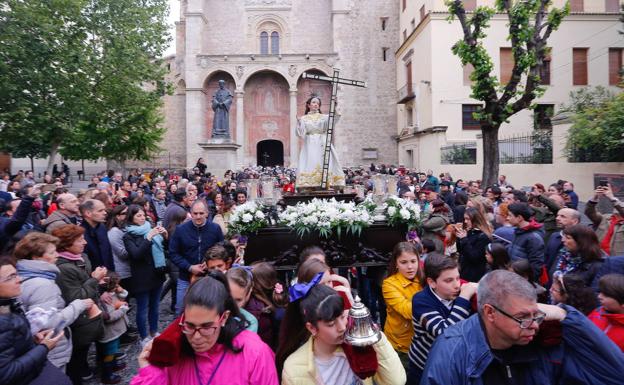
(382, 196), (422, 230)
(228, 201), (269, 235)
(279, 198), (373, 238)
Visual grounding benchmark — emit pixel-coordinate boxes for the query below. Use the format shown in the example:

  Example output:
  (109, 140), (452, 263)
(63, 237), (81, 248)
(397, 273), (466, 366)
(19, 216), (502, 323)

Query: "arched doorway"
(244, 71), (289, 165)
(256, 140), (284, 166)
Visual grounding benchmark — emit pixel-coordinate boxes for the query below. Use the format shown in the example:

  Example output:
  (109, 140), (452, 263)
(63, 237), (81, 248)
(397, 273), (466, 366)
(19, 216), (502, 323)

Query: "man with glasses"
(420, 270), (624, 384)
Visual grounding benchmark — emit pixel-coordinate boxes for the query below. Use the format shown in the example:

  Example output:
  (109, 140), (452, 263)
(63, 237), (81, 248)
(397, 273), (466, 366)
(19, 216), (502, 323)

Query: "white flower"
(387, 206), (397, 216)
(400, 208), (411, 220)
(242, 213), (253, 223)
(255, 211), (265, 219)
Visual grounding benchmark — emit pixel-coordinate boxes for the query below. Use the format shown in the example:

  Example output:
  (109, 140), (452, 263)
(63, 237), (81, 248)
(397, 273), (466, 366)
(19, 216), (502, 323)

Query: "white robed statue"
(296, 96), (346, 189)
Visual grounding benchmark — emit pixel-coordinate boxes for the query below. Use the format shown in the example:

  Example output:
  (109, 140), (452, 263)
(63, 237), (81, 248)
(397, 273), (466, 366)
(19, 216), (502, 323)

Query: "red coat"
(589, 306), (624, 352)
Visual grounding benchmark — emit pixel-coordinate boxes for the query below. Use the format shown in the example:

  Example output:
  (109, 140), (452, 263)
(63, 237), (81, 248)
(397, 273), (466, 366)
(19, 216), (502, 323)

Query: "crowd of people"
(0, 163), (623, 385)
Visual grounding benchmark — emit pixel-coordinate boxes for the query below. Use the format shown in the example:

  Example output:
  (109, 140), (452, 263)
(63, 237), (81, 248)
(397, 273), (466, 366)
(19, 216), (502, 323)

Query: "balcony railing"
(397, 83), (416, 104)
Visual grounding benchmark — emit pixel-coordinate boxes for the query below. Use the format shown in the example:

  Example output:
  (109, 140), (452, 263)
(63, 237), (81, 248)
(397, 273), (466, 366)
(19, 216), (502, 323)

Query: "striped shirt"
(408, 286), (472, 370)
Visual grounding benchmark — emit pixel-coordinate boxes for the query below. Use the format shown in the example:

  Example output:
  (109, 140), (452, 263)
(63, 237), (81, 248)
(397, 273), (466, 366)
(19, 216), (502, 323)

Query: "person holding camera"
(586, 183), (624, 256)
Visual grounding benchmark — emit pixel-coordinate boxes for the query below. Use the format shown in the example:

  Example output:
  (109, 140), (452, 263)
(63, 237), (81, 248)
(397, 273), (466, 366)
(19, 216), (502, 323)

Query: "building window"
(500, 47), (513, 84)
(381, 17), (388, 31)
(463, 0), (477, 11)
(382, 47), (389, 62)
(609, 48), (623, 85)
(463, 63), (474, 86)
(534, 104), (554, 130)
(271, 31), (279, 54)
(411, 18), (416, 31)
(402, 0), (406, 12)
(406, 106), (413, 127)
(462, 104), (482, 130)
(573, 48), (588, 85)
(606, 0), (620, 12)
(420, 5), (425, 22)
(570, 0), (583, 12)
(260, 31), (269, 54)
(539, 48), (551, 85)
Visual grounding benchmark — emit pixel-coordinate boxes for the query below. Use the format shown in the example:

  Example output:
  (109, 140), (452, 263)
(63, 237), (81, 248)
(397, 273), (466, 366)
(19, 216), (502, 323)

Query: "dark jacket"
(421, 305), (624, 385)
(457, 229), (491, 282)
(508, 221), (545, 279)
(592, 255), (624, 291)
(55, 256), (103, 348)
(0, 195), (34, 251)
(123, 232), (166, 294)
(168, 220), (224, 282)
(0, 298), (48, 385)
(544, 231), (563, 275)
(81, 221), (115, 271)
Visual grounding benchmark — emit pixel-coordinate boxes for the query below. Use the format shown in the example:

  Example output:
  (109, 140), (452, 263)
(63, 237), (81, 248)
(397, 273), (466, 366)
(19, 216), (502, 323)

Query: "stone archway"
(256, 139), (284, 167)
(204, 71), (237, 140)
(244, 71), (290, 165)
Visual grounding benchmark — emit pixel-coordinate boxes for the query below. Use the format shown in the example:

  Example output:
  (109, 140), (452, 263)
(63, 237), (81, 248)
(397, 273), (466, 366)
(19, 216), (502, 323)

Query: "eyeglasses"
(178, 314), (224, 337)
(490, 304), (546, 329)
(0, 273), (19, 283)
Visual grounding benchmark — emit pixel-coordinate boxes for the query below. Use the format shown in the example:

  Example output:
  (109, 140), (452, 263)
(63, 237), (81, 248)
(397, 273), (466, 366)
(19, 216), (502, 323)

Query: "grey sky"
(164, 0), (179, 56)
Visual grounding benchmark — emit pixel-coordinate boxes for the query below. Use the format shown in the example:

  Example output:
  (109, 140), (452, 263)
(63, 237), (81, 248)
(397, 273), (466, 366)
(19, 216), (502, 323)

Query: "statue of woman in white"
(296, 96), (345, 189)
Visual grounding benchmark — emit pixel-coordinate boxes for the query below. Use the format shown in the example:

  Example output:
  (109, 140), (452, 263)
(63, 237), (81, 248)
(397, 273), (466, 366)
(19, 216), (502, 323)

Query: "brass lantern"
(345, 295), (381, 347)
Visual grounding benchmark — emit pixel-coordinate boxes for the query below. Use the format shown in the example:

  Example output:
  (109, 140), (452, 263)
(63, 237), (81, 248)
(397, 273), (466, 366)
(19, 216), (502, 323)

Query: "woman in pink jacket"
(131, 272), (279, 385)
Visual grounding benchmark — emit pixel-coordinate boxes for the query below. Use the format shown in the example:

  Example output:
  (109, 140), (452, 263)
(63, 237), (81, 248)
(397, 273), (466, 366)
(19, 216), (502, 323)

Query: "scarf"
(16, 265), (57, 281)
(555, 249), (583, 275)
(126, 222), (166, 268)
(600, 215), (624, 256)
(58, 251), (84, 262)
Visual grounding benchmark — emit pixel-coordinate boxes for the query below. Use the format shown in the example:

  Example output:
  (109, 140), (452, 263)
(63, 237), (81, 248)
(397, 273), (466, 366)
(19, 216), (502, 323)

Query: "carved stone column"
(289, 89), (298, 168)
(235, 90), (245, 166)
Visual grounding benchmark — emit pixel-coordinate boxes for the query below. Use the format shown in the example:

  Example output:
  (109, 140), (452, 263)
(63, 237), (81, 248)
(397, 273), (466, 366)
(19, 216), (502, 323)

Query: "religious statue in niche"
(211, 80), (233, 139)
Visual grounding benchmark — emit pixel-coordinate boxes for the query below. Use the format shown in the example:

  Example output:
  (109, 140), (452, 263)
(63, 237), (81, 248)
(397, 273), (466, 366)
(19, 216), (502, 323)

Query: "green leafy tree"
(446, 0), (568, 186)
(0, 0), (170, 174)
(566, 92), (624, 162)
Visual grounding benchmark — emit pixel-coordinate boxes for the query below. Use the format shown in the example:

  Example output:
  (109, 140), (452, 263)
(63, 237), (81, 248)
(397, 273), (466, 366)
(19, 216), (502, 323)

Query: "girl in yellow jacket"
(278, 274), (406, 385)
(382, 242), (424, 368)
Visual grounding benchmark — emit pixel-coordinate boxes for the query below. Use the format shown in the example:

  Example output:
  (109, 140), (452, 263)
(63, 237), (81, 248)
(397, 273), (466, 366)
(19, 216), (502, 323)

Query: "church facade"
(159, 0), (400, 174)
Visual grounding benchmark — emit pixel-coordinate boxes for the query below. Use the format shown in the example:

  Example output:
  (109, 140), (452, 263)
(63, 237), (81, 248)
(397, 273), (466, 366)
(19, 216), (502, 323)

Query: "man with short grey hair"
(42, 193), (79, 233)
(420, 270), (624, 384)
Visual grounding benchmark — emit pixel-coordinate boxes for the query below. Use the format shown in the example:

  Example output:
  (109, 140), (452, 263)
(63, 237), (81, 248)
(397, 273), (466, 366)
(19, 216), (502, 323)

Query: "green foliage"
(441, 145), (477, 164)
(0, 0), (171, 167)
(566, 92), (624, 162)
(559, 86), (615, 115)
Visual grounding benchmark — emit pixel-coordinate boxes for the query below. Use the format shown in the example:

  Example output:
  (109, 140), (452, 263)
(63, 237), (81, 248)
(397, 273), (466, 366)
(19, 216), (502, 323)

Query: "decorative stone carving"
(245, 0), (292, 7)
(236, 65), (245, 79)
(198, 57), (212, 68)
(288, 65), (297, 77)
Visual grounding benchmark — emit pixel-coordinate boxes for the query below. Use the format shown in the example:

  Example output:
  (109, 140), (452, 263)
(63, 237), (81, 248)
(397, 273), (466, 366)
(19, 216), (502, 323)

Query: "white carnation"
(255, 211), (265, 219)
(387, 206), (397, 216)
(400, 208), (411, 220)
(242, 213), (253, 223)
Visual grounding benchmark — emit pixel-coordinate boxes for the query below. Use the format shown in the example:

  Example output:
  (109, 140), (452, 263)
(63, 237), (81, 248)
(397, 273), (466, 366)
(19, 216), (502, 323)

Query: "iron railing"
(499, 130), (552, 164)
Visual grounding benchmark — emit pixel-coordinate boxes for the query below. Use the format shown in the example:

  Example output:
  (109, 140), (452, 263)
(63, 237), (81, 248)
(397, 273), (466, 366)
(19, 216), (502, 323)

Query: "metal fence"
(499, 130), (552, 164)
(440, 142), (477, 164)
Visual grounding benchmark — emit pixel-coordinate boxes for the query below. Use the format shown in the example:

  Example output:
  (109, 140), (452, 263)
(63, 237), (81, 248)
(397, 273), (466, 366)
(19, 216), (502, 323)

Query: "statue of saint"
(211, 80), (233, 139)
(296, 96), (345, 189)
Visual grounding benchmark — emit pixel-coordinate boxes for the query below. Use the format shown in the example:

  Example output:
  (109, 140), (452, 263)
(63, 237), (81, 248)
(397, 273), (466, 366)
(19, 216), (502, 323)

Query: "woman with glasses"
(131, 272), (278, 384)
(107, 204), (131, 292)
(0, 254), (72, 384)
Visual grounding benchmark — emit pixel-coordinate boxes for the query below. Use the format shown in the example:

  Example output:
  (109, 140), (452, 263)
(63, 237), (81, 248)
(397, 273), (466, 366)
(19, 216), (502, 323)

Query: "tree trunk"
(481, 125), (500, 188)
(46, 143), (60, 177)
(29, 157), (34, 174)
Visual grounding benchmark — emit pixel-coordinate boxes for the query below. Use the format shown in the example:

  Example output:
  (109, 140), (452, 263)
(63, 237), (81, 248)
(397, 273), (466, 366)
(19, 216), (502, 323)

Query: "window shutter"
(500, 48), (513, 84)
(609, 48), (623, 86)
(573, 48), (588, 86)
(570, 0), (584, 12)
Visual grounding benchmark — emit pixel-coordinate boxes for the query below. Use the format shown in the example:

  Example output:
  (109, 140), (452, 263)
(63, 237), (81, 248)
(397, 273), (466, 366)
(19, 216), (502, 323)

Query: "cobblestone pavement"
(85, 291), (176, 385)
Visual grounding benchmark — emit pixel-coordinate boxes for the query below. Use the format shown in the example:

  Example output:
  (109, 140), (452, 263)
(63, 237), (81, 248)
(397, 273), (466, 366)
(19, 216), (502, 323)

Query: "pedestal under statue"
(211, 80), (233, 139)
(296, 96), (345, 189)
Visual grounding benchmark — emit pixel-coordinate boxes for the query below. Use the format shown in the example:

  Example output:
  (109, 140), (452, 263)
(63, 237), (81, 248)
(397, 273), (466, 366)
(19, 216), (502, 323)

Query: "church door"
(256, 140), (284, 167)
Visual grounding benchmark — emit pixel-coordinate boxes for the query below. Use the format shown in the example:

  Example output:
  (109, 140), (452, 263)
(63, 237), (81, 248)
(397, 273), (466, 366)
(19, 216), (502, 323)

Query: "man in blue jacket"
(169, 199), (223, 314)
(420, 270), (624, 384)
(507, 203), (545, 280)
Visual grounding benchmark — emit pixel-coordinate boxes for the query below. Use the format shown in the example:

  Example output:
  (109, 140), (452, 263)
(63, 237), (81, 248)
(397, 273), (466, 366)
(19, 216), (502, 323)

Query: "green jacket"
(55, 256), (103, 348)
